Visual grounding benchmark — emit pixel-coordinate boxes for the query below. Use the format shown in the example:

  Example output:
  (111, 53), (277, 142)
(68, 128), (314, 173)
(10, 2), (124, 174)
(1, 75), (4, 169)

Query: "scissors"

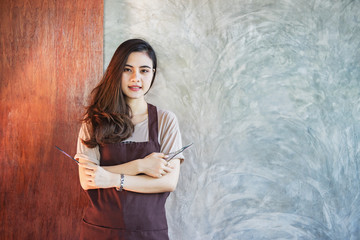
(166, 143), (193, 161)
(55, 145), (79, 164)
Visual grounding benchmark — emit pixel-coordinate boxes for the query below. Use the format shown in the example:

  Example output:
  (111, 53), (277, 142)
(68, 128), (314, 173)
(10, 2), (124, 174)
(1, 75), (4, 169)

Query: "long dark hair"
(82, 39), (157, 148)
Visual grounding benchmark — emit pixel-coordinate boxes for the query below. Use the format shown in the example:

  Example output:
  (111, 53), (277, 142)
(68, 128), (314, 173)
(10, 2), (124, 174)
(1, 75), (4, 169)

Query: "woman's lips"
(129, 85), (142, 91)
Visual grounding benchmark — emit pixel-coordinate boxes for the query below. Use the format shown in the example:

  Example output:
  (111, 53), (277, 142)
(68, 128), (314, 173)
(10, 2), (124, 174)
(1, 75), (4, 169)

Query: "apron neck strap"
(147, 103), (158, 142)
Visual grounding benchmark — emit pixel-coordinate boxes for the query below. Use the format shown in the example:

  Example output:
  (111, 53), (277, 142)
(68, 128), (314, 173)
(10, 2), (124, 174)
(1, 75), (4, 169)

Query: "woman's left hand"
(79, 163), (118, 189)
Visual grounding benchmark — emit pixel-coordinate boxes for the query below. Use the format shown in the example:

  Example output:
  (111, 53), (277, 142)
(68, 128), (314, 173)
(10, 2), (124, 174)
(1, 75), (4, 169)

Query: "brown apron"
(80, 104), (170, 240)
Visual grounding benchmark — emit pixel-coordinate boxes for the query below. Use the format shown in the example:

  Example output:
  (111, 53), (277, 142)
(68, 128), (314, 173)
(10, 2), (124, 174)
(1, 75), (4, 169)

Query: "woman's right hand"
(138, 152), (174, 178)
(79, 162), (119, 189)
(78, 159), (99, 190)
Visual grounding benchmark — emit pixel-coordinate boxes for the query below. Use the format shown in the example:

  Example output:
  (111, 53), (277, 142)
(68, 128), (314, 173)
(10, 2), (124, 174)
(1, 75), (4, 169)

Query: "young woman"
(75, 39), (184, 240)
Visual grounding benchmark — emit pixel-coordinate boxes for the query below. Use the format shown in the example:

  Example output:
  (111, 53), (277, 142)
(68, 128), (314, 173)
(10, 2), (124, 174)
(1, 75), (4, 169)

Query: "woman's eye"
(141, 69), (149, 73)
(124, 68), (132, 72)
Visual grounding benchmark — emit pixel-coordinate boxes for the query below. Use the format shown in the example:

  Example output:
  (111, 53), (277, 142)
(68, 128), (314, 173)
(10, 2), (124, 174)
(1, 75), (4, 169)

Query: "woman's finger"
(87, 180), (95, 187)
(86, 165), (97, 171)
(163, 166), (173, 173)
(84, 170), (95, 176)
(152, 152), (167, 160)
(79, 162), (97, 170)
(159, 160), (168, 168)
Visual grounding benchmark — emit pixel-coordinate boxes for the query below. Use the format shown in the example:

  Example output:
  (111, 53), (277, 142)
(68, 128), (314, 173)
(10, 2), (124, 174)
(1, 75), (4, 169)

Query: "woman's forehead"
(126, 51), (153, 67)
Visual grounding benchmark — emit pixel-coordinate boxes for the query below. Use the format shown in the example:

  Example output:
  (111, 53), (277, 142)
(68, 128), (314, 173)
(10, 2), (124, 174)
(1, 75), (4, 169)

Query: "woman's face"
(121, 51), (155, 102)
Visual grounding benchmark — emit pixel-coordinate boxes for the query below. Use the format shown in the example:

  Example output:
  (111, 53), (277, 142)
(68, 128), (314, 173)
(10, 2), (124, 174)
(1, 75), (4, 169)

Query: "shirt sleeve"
(74, 122), (100, 165)
(158, 109), (185, 162)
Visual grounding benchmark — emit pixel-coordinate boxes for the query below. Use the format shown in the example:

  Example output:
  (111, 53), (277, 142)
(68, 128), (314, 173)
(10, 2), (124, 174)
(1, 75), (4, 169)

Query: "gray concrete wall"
(104, 1), (360, 239)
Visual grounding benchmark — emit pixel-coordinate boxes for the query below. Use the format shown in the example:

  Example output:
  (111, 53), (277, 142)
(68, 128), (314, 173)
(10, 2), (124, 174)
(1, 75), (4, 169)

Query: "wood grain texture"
(0, 1), (103, 239)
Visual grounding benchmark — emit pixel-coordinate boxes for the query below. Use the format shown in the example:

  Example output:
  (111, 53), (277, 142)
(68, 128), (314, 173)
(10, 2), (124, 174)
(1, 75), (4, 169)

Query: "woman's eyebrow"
(125, 64), (152, 69)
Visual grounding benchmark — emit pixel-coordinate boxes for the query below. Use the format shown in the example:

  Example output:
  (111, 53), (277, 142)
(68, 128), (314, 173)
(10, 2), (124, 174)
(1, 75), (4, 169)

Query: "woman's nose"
(130, 70), (140, 81)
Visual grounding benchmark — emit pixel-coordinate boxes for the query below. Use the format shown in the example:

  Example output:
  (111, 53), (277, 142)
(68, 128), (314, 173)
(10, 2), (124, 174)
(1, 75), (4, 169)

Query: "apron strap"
(147, 103), (159, 142)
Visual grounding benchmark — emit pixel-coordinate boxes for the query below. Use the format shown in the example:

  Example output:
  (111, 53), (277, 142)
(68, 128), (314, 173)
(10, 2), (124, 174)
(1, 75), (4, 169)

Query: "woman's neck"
(127, 98), (148, 124)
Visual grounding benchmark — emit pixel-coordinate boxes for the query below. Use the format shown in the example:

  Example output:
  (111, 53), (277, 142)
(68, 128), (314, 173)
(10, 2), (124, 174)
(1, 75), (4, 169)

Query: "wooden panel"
(0, 1), (103, 239)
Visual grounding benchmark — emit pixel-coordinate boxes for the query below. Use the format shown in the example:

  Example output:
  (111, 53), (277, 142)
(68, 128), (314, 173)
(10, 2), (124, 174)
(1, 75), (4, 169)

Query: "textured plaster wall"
(104, 0), (360, 239)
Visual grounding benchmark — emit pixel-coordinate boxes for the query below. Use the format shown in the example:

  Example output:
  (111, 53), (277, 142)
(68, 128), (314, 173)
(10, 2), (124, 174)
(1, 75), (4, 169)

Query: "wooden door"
(0, 1), (103, 239)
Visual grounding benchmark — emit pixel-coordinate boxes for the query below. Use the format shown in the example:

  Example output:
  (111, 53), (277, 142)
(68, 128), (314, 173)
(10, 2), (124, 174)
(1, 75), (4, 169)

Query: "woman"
(75, 39), (184, 240)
